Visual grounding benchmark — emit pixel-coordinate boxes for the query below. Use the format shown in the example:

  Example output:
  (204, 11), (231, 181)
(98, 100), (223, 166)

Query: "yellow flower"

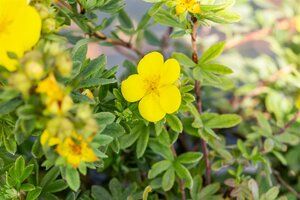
(82, 89), (95, 99)
(36, 73), (64, 101)
(40, 129), (61, 146)
(0, 0), (41, 71)
(56, 134), (98, 168)
(175, 0), (201, 15)
(296, 16), (300, 33)
(121, 52), (181, 122)
(296, 94), (300, 109)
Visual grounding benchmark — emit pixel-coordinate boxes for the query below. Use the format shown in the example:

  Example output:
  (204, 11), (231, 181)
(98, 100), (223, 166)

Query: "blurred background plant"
(0, 0), (300, 199)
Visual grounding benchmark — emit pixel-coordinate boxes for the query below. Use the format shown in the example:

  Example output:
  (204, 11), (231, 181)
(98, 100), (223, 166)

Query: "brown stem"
(276, 111), (300, 135)
(225, 17), (297, 49)
(191, 16), (211, 185)
(55, 0), (144, 59)
(161, 27), (174, 56)
(171, 145), (186, 200)
(273, 169), (300, 199)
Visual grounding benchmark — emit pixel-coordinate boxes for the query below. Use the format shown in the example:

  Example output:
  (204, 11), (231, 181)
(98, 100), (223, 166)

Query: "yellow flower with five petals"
(40, 130), (98, 168)
(0, 0), (41, 71)
(56, 134), (98, 168)
(175, 0), (201, 15)
(121, 52), (181, 122)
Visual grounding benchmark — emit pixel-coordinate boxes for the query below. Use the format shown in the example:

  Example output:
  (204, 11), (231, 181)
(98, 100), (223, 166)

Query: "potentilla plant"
(0, 0), (299, 199)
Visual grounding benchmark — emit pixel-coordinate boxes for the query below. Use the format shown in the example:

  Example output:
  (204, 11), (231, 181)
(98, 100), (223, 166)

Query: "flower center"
(145, 76), (161, 94)
(70, 142), (82, 155)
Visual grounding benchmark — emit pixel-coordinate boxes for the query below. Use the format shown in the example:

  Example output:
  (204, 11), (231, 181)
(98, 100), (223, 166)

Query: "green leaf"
(136, 126), (150, 158)
(190, 175), (202, 200)
(120, 123), (144, 149)
(77, 54), (106, 78)
(257, 113), (272, 136)
(40, 167), (60, 187)
(200, 63), (233, 75)
(101, 123), (125, 138)
(174, 162), (193, 188)
(198, 183), (220, 198)
(202, 113), (241, 129)
(177, 152), (203, 164)
(166, 115), (183, 133)
(4, 138), (17, 155)
(26, 187), (42, 200)
(153, 9), (184, 28)
(0, 98), (22, 116)
(78, 78), (116, 88)
(162, 167), (175, 191)
(149, 139), (174, 160)
(148, 160), (172, 179)
(172, 52), (196, 67)
(91, 185), (112, 200)
(264, 186), (279, 200)
(20, 183), (35, 192)
(118, 9), (133, 29)
(92, 134), (114, 146)
(144, 29), (161, 46)
(206, 10), (241, 24)
(66, 168), (80, 191)
(15, 156), (25, 178)
(94, 112), (115, 126)
(44, 180), (68, 193)
(20, 164), (34, 182)
(199, 42), (226, 64)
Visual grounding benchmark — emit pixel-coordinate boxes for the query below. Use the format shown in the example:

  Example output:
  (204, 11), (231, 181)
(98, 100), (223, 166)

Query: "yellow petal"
(121, 74), (146, 102)
(188, 3), (201, 14)
(40, 130), (60, 146)
(138, 93), (166, 122)
(176, 4), (187, 15)
(82, 144), (98, 162)
(0, 0), (41, 71)
(19, 6), (42, 51)
(158, 85), (181, 114)
(160, 58), (181, 86)
(137, 52), (164, 78)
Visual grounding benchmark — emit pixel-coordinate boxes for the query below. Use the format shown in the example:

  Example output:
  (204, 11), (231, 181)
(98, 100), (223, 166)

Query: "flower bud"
(35, 3), (50, 20)
(24, 61), (44, 80)
(42, 18), (56, 33)
(82, 89), (94, 99)
(9, 73), (31, 97)
(56, 53), (72, 76)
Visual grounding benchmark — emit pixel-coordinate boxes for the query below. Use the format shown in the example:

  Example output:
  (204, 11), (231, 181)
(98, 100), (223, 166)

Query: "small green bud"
(42, 18), (56, 33)
(35, 3), (50, 20)
(56, 53), (72, 76)
(9, 73), (31, 97)
(24, 61), (44, 80)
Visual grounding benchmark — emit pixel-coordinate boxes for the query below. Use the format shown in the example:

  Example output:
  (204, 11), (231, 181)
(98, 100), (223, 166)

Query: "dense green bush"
(0, 0), (300, 199)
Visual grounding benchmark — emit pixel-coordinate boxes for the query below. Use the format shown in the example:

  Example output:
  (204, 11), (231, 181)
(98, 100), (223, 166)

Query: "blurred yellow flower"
(296, 94), (300, 109)
(82, 89), (95, 99)
(296, 16), (300, 32)
(36, 73), (73, 115)
(175, 0), (201, 15)
(121, 52), (181, 122)
(36, 73), (64, 101)
(40, 129), (60, 146)
(0, 0), (41, 71)
(56, 134), (98, 168)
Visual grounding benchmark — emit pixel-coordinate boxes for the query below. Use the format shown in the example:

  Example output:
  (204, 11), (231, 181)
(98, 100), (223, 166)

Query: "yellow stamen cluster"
(175, 0), (201, 15)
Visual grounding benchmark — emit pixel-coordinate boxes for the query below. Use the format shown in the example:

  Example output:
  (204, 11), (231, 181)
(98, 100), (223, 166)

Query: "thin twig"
(55, 0), (144, 59)
(191, 16), (211, 186)
(276, 111), (300, 135)
(225, 17), (297, 49)
(273, 169), (300, 199)
(161, 27), (174, 56)
(171, 145), (186, 200)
